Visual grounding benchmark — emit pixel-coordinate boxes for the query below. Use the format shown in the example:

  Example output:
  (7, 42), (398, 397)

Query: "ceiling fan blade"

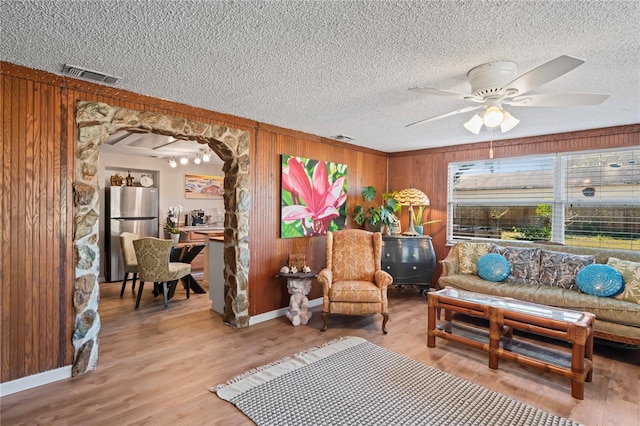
(408, 87), (483, 102)
(503, 55), (585, 96)
(504, 93), (609, 107)
(405, 105), (482, 128)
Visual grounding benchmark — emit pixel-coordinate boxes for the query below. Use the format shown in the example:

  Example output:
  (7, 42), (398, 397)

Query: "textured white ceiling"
(1, 1), (639, 153)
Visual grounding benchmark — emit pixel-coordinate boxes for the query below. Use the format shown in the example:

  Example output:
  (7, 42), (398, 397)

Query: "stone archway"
(71, 101), (250, 375)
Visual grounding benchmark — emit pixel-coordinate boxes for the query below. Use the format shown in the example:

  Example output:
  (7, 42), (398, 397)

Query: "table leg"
(585, 326), (594, 383)
(570, 324), (588, 400)
(488, 307), (501, 370)
(181, 274), (206, 294)
(427, 294), (437, 347)
(571, 344), (585, 400)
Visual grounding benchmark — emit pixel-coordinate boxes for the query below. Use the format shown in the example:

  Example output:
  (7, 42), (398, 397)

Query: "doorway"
(71, 101), (250, 375)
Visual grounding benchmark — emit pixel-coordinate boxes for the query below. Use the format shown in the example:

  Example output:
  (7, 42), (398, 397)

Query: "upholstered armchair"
(132, 237), (191, 309)
(318, 229), (393, 334)
(119, 232), (139, 297)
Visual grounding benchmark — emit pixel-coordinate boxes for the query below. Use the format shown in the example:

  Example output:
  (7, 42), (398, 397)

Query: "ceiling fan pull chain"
(489, 129), (494, 159)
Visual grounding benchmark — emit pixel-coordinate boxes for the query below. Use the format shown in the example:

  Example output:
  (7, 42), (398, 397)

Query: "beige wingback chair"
(318, 229), (393, 334)
(119, 232), (139, 297)
(132, 237), (191, 309)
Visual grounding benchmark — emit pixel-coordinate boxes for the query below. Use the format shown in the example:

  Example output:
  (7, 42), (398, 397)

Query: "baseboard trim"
(0, 365), (72, 397)
(249, 297), (322, 325)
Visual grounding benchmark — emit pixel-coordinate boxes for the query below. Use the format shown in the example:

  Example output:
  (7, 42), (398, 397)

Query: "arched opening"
(71, 102), (250, 375)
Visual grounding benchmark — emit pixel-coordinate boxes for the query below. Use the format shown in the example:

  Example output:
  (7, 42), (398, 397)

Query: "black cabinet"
(381, 235), (436, 292)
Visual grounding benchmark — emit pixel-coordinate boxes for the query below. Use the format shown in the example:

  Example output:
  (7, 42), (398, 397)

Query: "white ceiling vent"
(61, 64), (121, 85)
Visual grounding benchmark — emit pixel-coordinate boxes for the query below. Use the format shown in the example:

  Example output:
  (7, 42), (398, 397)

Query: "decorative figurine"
(286, 280), (312, 326)
(303, 265), (311, 273)
(290, 266), (298, 274)
(280, 266), (290, 274)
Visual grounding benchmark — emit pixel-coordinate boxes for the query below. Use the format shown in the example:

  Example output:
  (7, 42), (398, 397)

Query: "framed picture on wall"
(185, 174), (224, 199)
(280, 155), (348, 238)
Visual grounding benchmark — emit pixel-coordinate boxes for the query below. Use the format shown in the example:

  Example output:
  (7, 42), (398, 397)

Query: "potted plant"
(166, 205), (183, 243)
(352, 186), (400, 233)
(411, 205), (442, 235)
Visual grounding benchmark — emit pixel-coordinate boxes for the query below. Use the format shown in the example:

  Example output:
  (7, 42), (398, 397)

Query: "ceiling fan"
(406, 55), (609, 134)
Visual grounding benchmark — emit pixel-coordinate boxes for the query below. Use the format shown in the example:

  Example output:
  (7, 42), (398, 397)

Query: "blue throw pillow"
(575, 264), (624, 297)
(477, 253), (511, 282)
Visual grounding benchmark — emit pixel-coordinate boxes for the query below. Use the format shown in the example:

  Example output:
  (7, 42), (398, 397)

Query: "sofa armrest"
(440, 244), (460, 276)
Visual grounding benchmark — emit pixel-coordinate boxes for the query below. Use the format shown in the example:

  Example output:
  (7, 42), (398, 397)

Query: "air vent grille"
(61, 64), (121, 85)
(331, 134), (355, 142)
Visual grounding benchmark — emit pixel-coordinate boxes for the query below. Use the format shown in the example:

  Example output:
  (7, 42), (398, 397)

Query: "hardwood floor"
(1, 283), (639, 425)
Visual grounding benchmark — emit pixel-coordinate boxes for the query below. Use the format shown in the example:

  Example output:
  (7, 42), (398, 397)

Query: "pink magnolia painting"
(281, 155), (348, 238)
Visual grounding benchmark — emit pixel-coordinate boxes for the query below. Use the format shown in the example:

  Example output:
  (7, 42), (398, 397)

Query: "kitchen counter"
(166, 227), (224, 270)
(197, 231), (224, 242)
(203, 233), (225, 314)
(178, 225), (224, 232)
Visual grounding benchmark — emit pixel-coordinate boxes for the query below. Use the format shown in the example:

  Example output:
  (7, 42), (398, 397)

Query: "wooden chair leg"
(162, 282), (169, 309)
(185, 276), (190, 299)
(120, 273), (128, 298)
(135, 281), (145, 309)
(121, 272), (139, 298)
(131, 273), (137, 293)
(382, 312), (389, 334)
(321, 312), (328, 331)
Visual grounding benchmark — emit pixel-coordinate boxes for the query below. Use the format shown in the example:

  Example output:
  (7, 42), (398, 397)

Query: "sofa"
(438, 239), (640, 345)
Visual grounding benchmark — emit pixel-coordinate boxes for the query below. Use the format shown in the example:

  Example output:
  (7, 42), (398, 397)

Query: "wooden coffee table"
(427, 288), (594, 399)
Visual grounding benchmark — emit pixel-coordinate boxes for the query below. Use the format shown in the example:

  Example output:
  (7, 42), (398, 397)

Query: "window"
(448, 148), (639, 250)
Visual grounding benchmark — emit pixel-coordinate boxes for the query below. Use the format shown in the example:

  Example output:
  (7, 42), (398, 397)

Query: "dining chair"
(132, 237), (191, 309)
(119, 232), (140, 297)
(317, 229), (393, 333)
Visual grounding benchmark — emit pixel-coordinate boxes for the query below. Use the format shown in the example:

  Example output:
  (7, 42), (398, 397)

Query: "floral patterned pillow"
(608, 257), (640, 304)
(538, 250), (596, 291)
(492, 246), (542, 284)
(458, 242), (494, 275)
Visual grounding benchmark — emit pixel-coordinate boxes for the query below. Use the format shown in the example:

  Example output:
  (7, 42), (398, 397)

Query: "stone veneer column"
(72, 101), (250, 375)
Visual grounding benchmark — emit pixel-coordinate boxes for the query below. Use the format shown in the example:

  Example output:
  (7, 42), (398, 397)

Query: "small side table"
(276, 271), (317, 326)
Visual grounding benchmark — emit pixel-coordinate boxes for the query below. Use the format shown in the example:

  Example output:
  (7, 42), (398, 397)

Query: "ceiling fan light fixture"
(483, 106), (504, 128)
(463, 114), (483, 135)
(500, 111), (520, 133)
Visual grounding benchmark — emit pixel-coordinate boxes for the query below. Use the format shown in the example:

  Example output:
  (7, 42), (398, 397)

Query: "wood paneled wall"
(0, 62), (387, 382)
(250, 125), (388, 313)
(1, 69), (74, 382)
(388, 124), (640, 285)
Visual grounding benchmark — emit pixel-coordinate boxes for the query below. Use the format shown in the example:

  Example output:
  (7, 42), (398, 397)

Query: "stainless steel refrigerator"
(105, 186), (159, 282)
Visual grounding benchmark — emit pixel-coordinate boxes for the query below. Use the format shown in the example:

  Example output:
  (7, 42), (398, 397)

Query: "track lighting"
(202, 148), (211, 162)
(168, 149), (213, 167)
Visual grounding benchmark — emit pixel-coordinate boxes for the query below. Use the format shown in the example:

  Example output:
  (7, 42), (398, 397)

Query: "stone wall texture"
(72, 101), (250, 375)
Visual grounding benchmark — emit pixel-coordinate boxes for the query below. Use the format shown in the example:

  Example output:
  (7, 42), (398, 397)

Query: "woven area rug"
(211, 336), (580, 426)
